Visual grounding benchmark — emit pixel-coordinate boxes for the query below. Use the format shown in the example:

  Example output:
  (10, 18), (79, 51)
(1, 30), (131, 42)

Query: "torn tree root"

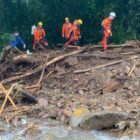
(1, 50), (82, 85)
(74, 56), (138, 74)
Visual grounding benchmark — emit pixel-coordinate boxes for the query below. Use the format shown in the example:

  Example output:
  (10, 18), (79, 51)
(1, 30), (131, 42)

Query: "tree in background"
(0, 0), (140, 48)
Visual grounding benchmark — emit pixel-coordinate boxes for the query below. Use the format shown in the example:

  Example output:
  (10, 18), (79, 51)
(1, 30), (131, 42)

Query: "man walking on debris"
(33, 22), (49, 50)
(64, 19), (83, 50)
(100, 12), (116, 51)
(62, 17), (72, 41)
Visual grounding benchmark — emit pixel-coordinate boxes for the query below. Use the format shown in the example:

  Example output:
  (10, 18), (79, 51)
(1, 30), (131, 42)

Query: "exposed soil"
(1, 41), (140, 126)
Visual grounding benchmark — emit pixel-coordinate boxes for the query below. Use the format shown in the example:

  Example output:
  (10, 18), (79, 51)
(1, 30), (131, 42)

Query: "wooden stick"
(37, 59), (48, 85)
(75, 53), (121, 60)
(128, 60), (136, 77)
(38, 70), (54, 84)
(121, 52), (135, 55)
(0, 83), (18, 114)
(73, 56), (138, 74)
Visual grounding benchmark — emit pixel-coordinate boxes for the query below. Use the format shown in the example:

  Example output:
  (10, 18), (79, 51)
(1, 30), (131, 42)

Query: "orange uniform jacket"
(62, 22), (72, 39)
(34, 27), (46, 42)
(72, 26), (81, 40)
(69, 20), (81, 40)
(102, 17), (112, 36)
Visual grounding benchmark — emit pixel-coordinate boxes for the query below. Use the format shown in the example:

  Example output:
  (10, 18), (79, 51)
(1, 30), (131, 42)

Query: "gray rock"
(64, 57), (79, 67)
(79, 111), (135, 130)
(38, 98), (48, 107)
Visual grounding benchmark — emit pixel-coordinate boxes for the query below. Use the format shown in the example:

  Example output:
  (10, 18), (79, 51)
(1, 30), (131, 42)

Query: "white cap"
(110, 12), (116, 18)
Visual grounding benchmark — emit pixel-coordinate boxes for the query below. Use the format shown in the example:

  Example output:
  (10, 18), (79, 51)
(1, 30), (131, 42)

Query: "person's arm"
(18, 36), (25, 46)
(18, 36), (26, 49)
(78, 29), (81, 39)
(42, 29), (46, 37)
(62, 24), (65, 37)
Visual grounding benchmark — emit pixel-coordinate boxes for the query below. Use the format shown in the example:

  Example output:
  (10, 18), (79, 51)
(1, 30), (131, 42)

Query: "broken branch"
(73, 56), (138, 74)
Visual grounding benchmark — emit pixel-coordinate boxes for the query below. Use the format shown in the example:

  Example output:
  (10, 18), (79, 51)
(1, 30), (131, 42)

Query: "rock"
(38, 98), (48, 107)
(129, 121), (138, 130)
(70, 107), (90, 128)
(103, 80), (122, 93)
(79, 111), (135, 130)
(78, 89), (84, 95)
(42, 114), (49, 119)
(64, 57), (79, 67)
(125, 66), (131, 75)
(115, 121), (127, 130)
(50, 112), (58, 119)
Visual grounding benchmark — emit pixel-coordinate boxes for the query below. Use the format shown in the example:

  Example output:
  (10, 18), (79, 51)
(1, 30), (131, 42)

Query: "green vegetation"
(0, 0), (140, 47)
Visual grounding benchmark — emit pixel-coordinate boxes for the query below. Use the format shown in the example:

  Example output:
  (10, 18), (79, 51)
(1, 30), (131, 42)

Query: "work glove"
(23, 44), (26, 49)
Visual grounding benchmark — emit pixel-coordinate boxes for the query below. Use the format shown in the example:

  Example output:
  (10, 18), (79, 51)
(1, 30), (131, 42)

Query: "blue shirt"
(9, 36), (25, 48)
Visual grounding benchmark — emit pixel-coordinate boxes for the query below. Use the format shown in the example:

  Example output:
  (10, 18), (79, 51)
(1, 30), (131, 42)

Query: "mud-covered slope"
(1, 40), (140, 125)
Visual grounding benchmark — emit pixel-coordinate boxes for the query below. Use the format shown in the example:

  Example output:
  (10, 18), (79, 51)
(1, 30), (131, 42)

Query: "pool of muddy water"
(0, 119), (140, 140)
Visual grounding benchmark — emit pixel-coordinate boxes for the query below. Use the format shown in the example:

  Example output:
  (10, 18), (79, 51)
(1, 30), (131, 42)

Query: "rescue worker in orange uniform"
(100, 12), (116, 51)
(62, 17), (72, 41)
(33, 22), (49, 50)
(64, 19), (83, 49)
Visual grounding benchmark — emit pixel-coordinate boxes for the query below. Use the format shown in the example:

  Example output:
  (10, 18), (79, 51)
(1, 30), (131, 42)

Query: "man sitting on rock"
(1, 31), (32, 62)
(9, 31), (31, 54)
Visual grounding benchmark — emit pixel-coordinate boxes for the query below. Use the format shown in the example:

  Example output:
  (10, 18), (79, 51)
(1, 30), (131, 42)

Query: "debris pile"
(0, 40), (140, 132)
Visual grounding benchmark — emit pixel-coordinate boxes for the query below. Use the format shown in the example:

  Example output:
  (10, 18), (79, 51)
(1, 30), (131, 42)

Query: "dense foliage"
(0, 0), (140, 47)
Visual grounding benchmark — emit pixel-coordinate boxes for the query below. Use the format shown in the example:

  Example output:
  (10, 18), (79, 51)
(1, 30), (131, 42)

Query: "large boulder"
(79, 111), (138, 130)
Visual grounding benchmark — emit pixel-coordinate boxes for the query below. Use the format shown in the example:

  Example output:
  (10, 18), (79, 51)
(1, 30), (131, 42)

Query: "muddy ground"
(1, 41), (140, 127)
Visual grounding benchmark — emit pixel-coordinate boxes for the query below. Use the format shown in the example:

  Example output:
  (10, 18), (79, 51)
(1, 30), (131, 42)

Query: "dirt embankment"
(0, 40), (140, 127)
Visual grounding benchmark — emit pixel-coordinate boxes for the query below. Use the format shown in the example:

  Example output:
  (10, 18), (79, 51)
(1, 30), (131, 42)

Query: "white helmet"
(110, 12), (116, 18)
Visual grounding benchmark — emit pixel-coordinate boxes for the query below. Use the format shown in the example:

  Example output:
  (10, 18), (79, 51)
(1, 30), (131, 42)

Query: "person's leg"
(100, 30), (110, 51)
(100, 28), (105, 45)
(33, 41), (37, 50)
(64, 37), (74, 48)
(16, 44), (25, 51)
(40, 39), (49, 49)
(104, 31), (110, 51)
(75, 39), (81, 50)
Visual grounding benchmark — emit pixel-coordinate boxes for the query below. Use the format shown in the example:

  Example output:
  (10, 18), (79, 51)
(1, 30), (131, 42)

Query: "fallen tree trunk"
(12, 54), (36, 65)
(1, 50), (82, 85)
(74, 56), (138, 74)
(83, 41), (140, 52)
